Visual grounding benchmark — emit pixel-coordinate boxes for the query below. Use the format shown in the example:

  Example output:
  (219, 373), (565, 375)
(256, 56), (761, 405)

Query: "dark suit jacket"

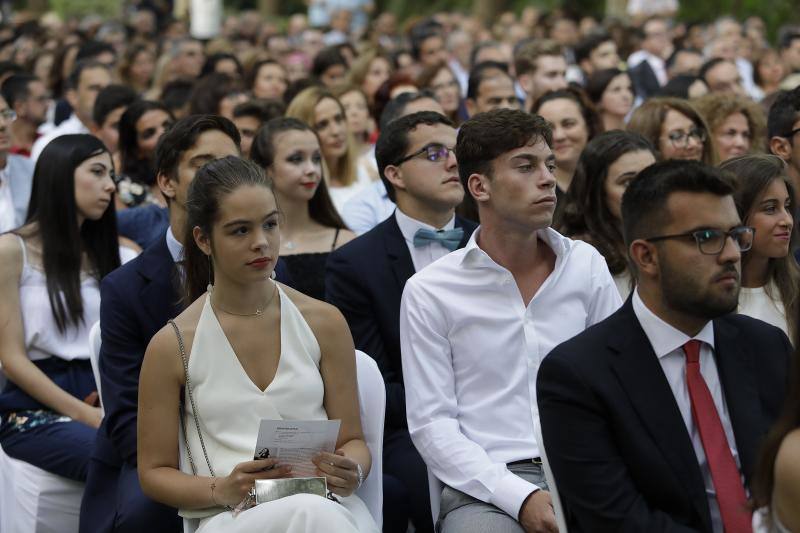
(325, 212), (477, 431)
(536, 299), (791, 533)
(630, 59), (663, 99)
(84, 232), (291, 531)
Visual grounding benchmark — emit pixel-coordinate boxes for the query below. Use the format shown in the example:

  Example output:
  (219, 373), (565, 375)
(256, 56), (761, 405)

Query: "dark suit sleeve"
(325, 250), (407, 429)
(537, 352), (700, 533)
(98, 276), (147, 465)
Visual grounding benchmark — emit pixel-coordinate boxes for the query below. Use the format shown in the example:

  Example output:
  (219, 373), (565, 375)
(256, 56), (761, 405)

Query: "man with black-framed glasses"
(767, 87), (800, 203)
(326, 111), (477, 533)
(538, 159), (792, 532)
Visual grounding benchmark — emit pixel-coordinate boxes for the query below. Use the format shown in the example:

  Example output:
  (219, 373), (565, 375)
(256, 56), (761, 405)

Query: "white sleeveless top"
(738, 284), (790, 341)
(179, 286), (329, 518)
(16, 235), (100, 362)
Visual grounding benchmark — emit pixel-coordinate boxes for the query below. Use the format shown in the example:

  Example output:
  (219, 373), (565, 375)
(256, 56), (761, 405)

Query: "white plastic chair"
(0, 443), (84, 533)
(354, 349), (385, 527)
(88, 320), (103, 413)
(182, 349), (386, 533)
(534, 419), (569, 532)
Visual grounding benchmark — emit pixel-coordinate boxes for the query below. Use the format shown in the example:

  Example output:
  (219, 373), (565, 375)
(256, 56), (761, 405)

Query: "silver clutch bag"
(254, 477), (328, 504)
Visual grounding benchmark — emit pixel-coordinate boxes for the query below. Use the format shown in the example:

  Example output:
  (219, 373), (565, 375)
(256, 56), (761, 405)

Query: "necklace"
(208, 281), (278, 317)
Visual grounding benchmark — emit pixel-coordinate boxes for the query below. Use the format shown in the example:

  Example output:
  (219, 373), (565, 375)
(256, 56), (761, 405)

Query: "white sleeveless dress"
(178, 286), (378, 533)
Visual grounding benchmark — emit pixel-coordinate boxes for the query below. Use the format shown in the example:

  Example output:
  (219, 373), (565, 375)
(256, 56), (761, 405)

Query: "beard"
(659, 255), (740, 321)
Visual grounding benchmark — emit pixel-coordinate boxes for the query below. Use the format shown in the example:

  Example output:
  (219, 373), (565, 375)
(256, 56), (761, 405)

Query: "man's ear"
(467, 173), (490, 204)
(770, 136), (792, 161)
(384, 164), (405, 194)
(629, 239), (659, 279)
(157, 172), (176, 202)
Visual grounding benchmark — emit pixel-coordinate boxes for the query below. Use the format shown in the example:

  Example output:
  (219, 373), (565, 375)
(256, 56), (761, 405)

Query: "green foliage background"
(42, 0), (800, 43)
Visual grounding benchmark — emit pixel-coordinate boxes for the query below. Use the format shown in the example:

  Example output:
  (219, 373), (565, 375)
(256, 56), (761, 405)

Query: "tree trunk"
(473, 0), (503, 27)
(258, 0), (280, 17)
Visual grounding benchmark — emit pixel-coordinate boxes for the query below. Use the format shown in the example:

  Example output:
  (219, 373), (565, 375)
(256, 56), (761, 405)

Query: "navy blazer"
(537, 299), (791, 532)
(325, 212), (477, 431)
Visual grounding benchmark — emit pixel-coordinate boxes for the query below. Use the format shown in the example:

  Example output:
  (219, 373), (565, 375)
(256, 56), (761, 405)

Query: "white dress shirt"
(30, 114), (89, 163)
(632, 289), (741, 533)
(400, 227), (622, 520)
(394, 208), (456, 272)
(166, 226), (183, 263)
(340, 180), (396, 235)
(0, 166), (15, 233)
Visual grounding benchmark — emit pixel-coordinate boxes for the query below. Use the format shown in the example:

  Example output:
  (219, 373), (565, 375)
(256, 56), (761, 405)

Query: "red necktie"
(683, 340), (752, 533)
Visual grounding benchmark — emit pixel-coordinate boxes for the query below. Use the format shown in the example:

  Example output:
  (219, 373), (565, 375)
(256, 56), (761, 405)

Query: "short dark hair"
(155, 114), (241, 181)
(188, 73), (244, 116)
(160, 79), (194, 115)
(232, 99), (285, 122)
(201, 52), (243, 78)
(456, 108), (552, 189)
(76, 40), (116, 63)
(621, 160), (735, 248)
(467, 60), (511, 101)
(67, 59), (110, 91)
(768, 87), (800, 139)
(378, 89), (438, 131)
(409, 20), (444, 60)
(92, 84), (138, 126)
(311, 46), (347, 79)
(375, 111), (453, 202)
(1, 73), (37, 108)
(779, 31), (800, 51)
(532, 86), (603, 141)
(698, 57), (730, 83)
(574, 31), (613, 65)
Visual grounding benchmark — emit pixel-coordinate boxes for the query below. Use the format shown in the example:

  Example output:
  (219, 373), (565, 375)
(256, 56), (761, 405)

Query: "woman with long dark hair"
(559, 130), (657, 297)
(0, 134), (120, 482)
(116, 100), (174, 208)
(720, 154), (800, 341)
(250, 117), (355, 300)
(137, 156), (378, 532)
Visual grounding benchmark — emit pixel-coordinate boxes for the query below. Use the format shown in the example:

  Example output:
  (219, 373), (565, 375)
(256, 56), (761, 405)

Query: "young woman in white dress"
(137, 156), (378, 533)
(720, 154), (799, 343)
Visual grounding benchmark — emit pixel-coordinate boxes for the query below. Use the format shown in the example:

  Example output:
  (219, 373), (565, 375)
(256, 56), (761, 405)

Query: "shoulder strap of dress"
(331, 228), (341, 251)
(168, 318), (216, 478)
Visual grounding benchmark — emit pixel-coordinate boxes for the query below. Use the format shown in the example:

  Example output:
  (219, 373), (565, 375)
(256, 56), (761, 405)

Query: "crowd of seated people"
(0, 6), (799, 533)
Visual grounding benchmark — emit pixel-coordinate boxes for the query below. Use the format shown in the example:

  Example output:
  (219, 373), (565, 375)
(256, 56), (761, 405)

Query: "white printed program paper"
(254, 419), (341, 477)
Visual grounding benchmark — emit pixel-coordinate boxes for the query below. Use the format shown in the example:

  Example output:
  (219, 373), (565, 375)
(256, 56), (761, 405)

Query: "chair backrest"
(535, 418), (569, 532)
(354, 350), (385, 528)
(88, 320), (103, 412)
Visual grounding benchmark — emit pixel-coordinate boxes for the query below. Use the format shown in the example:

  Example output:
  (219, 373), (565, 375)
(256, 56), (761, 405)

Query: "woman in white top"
(137, 156), (377, 533)
(0, 134), (120, 480)
(286, 86), (373, 213)
(721, 154), (799, 342)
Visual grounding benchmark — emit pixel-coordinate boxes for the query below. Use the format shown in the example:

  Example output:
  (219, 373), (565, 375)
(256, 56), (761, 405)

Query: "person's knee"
(114, 489), (179, 532)
(441, 504), (524, 533)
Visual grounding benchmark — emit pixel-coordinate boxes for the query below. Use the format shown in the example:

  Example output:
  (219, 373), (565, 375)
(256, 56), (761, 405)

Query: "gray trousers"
(438, 462), (550, 533)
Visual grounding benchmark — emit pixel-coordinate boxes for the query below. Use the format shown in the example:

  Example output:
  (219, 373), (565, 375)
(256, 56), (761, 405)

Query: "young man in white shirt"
(400, 109), (621, 533)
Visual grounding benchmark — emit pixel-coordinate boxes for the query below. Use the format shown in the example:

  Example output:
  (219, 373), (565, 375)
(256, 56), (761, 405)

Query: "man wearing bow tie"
(400, 109), (621, 533)
(326, 111), (477, 533)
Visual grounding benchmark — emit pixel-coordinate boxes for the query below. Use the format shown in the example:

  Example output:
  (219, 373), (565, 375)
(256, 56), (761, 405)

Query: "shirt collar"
(394, 208), (455, 245)
(460, 226), (570, 269)
(632, 287), (715, 359)
(166, 226), (183, 264)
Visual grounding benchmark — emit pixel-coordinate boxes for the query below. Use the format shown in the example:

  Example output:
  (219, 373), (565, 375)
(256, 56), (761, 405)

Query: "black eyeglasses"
(664, 128), (707, 148)
(395, 143), (455, 165)
(646, 226), (755, 255)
